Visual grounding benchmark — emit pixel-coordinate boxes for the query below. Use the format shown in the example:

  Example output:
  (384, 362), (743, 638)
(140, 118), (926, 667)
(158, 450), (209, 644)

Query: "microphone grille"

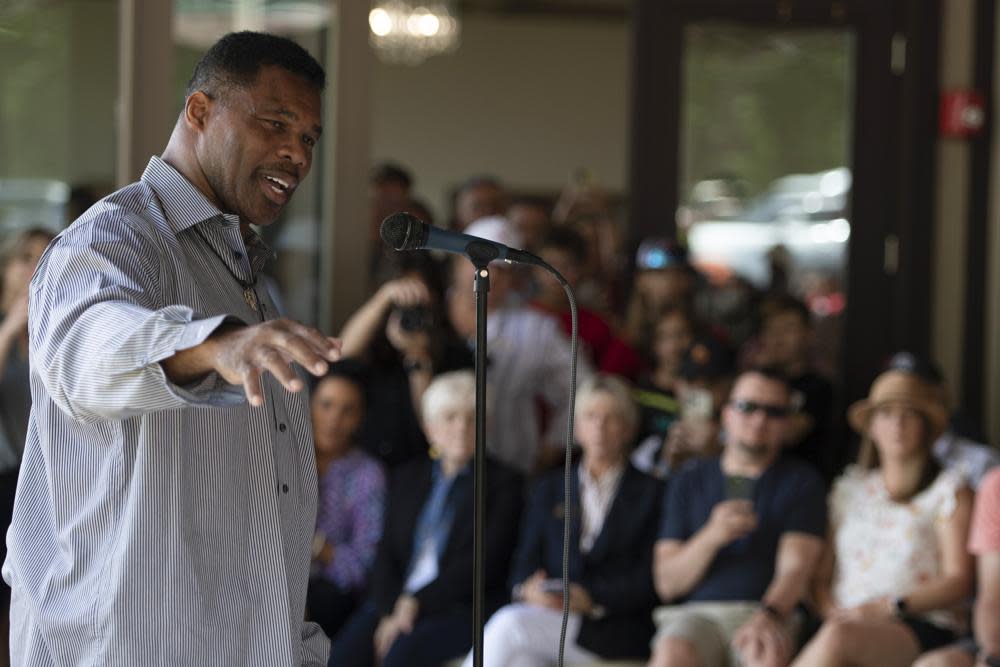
(379, 212), (420, 250)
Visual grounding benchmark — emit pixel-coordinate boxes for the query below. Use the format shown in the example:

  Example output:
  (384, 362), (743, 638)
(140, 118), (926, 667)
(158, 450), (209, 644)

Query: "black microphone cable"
(554, 274), (579, 667)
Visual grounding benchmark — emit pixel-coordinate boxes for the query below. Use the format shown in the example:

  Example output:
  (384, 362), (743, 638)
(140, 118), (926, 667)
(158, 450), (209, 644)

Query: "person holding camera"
(649, 368), (827, 667)
(339, 256), (472, 468)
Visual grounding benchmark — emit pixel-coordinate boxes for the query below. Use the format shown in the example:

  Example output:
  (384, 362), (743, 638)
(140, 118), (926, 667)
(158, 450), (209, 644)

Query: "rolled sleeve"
(30, 213), (243, 422)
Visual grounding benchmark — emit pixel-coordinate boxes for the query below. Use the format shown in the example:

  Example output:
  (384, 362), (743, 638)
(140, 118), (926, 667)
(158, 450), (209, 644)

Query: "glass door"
(678, 23), (856, 376)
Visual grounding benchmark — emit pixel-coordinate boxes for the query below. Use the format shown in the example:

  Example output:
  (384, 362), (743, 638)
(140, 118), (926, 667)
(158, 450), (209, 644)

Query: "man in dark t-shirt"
(756, 295), (839, 482)
(649, 368), (827, 667)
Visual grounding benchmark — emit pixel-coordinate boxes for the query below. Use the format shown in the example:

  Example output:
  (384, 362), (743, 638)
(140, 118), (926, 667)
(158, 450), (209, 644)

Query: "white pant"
(460, 603), (600, 667)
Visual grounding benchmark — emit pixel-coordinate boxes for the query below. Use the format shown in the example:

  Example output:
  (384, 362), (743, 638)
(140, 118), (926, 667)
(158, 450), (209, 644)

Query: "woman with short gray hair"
(464, 373), (664, 666)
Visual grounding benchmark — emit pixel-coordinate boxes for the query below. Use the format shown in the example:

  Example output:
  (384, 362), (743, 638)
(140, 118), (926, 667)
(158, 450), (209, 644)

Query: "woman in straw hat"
(791, 369), (974, 667)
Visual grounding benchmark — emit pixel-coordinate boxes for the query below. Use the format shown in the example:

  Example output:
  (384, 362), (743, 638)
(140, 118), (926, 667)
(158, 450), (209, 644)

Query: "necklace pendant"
(243, 286), (258, 312)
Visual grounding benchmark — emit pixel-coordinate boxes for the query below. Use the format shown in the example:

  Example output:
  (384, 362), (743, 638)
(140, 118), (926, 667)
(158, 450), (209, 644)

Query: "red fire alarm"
(940, 89), (987, 138)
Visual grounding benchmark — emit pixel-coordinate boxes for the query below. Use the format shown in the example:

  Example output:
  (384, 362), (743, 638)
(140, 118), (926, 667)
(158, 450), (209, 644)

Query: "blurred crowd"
(2, 162), (999, 667)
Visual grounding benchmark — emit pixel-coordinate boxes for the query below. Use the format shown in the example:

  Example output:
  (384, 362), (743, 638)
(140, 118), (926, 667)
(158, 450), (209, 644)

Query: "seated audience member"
(308, 362), (387, 639)
(531, 226), (641, 380)
(632, 306), (697, 444)
(887, 351), (1000, 490)
(649, 368), (827, 667)
(914, 467), (1000, 667)
(565, 213), (628, 318)
(328, 371), (522, 667)
(339, 256), (472, 467)
(791, 369), (974, 667)
(466, 375), (662, 666)
(754, 295), (837, 482)
(624, 238), (699, 353)
(551, 175), (629, 315)
(632, 336), (735, 479)
(453, 175), (506, 231)
(369, 161), (414, 283)
(507, 195), (552, 254)
(447, 216), (592, 475)
(695, 274), (762, 353)
(0, 227), (55, 656)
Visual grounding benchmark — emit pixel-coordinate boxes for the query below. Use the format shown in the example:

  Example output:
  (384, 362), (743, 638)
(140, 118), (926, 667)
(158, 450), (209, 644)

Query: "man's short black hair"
(540, 226), (588, 265)
(186, 31), (325, 99)
(886, 350), (945, 385)
(763, 294), (812, 328)
(509, 194), (551, 212)
(371, 162), (413, 189)
(457, 175), (502, 194)
(736, 365), (793, 399)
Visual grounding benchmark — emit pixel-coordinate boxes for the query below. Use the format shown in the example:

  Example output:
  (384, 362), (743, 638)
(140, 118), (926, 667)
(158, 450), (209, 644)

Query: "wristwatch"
(588, 604), (607, 620)
(760, 603), (785, 622)
(891, 596), (908, 618)
(982, 653), (1000, 667)
(403, 357), (431, 373)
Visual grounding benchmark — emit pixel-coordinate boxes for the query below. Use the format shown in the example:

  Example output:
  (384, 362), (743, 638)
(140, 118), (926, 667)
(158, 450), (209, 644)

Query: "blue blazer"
(510, 462), (664, 659)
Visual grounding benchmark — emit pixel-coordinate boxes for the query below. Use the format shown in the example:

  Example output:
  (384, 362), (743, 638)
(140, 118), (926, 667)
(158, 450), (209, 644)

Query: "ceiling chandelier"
(368, 1), (460, 66)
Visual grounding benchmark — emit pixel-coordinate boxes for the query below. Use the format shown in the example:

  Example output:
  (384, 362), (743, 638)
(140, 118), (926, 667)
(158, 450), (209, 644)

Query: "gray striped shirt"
(3, 157), (329, 666)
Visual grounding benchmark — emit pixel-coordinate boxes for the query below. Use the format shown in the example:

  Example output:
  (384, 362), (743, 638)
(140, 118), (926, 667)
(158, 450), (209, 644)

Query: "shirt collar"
(432, 458), (473, 482)
(141, 156), (225, 234)
(143, 156), (277, 270)
(578, 461), (625, 491)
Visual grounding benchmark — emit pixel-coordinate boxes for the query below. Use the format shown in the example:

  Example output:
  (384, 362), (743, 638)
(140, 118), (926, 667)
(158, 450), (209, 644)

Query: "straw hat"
(847, 369), (949, 438)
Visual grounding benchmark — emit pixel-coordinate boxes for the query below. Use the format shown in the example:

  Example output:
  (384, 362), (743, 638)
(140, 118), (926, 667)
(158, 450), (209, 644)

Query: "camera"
(396, 306), (434, 332)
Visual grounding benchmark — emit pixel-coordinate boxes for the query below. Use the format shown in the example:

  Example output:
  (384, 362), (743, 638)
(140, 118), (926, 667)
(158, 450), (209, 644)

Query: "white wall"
(369, 13), (631, 220)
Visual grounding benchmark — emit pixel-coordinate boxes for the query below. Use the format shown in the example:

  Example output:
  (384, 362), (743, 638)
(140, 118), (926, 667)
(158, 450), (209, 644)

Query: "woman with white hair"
(328, 370), (522, 667)
(464, 374), (664, 666)
(791, 369), (974, 667)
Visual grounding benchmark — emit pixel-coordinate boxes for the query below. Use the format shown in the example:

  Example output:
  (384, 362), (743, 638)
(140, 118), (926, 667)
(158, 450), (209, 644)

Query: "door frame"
(628, 0), (941, 409)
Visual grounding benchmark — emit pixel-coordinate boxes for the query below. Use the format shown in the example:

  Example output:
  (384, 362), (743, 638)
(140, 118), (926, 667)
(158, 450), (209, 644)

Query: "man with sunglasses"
(648, 368), (827, 667)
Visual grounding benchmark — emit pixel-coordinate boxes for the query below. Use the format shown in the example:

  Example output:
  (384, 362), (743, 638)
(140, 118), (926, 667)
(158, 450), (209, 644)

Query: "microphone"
(379, 212), (545, 268)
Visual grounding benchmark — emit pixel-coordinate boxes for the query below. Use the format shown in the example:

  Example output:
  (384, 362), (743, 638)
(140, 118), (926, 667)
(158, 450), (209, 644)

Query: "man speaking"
(3, 32), (339, 665)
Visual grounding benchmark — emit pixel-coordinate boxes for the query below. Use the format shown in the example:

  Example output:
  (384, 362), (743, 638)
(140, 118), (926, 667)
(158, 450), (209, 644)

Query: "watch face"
(893, 597), (908, 616)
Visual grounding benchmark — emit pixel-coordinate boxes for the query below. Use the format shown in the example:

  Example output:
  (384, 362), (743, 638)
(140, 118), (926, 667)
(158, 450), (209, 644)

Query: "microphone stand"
(380, 214), (580, 667)
(448, 237), (577, 667)
(471, 259), (490, 667)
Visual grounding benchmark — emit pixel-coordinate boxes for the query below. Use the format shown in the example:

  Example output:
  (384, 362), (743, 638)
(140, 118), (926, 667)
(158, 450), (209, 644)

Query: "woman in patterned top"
(791, 369), (974, 667)
(307, 360), (387, 639)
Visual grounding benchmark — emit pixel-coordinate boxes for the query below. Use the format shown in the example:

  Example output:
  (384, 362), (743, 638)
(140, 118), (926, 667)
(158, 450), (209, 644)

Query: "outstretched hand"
(163, 318), (342, 406)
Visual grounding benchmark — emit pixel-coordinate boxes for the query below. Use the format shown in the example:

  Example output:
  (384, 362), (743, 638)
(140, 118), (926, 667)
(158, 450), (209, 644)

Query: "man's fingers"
(241, 368), (265, 407)
(284, 322), (342, 367)
(262, 322), (340, 375)
(219, 321), (344, 398)
(266, 330), (329, 378)
(254, 348), (304, 394)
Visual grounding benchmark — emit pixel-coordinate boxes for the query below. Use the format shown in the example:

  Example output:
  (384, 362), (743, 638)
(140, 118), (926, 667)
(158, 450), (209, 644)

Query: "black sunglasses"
(728, 399), (790, 419)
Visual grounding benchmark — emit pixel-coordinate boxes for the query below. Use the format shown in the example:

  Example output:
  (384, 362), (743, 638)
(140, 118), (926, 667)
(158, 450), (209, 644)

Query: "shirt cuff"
(152, 313), (246, 408)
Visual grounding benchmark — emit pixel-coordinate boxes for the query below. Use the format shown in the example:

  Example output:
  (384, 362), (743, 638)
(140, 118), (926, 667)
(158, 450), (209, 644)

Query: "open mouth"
(260, 173), (297, 206)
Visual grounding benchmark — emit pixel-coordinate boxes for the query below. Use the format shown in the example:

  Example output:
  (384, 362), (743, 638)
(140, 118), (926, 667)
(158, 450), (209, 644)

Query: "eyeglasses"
(728, 399), (790, 419)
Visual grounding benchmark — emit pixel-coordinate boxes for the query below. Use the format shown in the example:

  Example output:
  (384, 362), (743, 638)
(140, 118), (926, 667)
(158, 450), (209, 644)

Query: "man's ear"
(183, 91), (213, 133)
